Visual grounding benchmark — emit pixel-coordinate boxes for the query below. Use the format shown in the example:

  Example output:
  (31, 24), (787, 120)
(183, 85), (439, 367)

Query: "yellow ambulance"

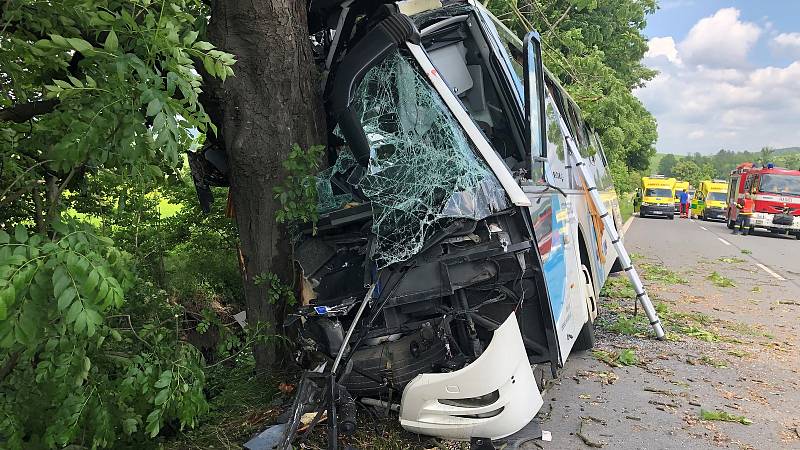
(691, 180), (729, 221)
(635, 176), (676, 219)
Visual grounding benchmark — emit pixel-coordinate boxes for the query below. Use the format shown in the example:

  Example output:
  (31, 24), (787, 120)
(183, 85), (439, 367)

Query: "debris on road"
(699, 409), (753, 425)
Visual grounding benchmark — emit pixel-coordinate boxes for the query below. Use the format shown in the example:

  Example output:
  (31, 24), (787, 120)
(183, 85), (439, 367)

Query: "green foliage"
(600, 276), (635, 299)
(700, 409), (752, 425)
(486, 0), (658, 189)
(718, 257), (745, 264)
(1, 1), (240, 446)
(657, 154), (678, 176)
(591, 348), (638, 367)
(670, 159), (715, 186)
(653, 147), (800, 181)
(617, 348), (638, 366)
(1, 0), (234, 227)
(708, 271), (736, 288)
(273, 143), (326, 225)
(0, 223), (207, 448)
(254, 272), (296, 306)
(639, 263), (687, 285)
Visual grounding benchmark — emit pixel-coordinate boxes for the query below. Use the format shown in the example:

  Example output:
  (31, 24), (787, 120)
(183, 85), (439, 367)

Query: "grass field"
(619, 193), (634, 222)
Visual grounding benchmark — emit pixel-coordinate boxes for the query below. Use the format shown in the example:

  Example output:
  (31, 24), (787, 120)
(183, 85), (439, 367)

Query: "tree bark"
(205, 0), (325, 370)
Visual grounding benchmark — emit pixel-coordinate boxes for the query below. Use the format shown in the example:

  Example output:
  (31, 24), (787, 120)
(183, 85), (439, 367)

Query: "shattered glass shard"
(316, 148), (357, 213)
(318, 51), (509, 267)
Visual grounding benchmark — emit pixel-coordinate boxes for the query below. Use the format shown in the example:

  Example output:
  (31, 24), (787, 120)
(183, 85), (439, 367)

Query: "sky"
(635, 0), (800, 155)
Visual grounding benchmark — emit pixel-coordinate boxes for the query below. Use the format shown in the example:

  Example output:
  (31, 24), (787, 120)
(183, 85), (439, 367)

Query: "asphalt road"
(532, 213), (800, 450)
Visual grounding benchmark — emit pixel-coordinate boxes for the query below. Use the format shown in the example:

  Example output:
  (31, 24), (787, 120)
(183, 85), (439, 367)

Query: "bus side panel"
(527, 191), (587, 365)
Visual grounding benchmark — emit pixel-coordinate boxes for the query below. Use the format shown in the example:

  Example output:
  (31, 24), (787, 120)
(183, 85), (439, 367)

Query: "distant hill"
(774, 146), (800, 155)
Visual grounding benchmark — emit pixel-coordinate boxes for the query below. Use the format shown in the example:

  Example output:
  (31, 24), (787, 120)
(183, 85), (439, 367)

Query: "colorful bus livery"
(727, 163), (800, 238)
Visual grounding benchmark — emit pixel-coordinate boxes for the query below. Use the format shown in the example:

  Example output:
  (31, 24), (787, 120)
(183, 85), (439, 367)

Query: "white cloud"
(636, 9), (800, 154)
(774, 32), (800, 48)
(678, 8), (761, 68)
(645, 37), (682, 65)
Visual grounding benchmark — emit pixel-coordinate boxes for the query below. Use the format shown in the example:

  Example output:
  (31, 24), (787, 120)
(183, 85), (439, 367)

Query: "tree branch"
(0, 99), (59, 123)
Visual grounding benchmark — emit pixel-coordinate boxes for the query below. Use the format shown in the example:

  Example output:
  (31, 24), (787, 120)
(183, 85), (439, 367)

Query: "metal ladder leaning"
(556, 114), (666, 340)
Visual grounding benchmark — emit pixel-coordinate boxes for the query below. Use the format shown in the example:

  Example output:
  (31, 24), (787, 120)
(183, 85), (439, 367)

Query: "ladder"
(556, 115), (666, 340)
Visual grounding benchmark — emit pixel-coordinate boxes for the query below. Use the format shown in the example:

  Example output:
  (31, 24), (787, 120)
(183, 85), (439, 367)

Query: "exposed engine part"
(343, 328), (448, 395)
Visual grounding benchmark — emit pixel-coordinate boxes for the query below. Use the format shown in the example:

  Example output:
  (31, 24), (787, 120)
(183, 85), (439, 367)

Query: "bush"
(0, 222), (208, 448)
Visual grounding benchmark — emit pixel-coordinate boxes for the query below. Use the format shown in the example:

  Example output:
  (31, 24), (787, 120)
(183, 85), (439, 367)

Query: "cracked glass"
(317, 51), (509, 267)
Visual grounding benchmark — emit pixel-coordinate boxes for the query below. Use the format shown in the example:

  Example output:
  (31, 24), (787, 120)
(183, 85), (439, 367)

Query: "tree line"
(656, 147), (800, 187)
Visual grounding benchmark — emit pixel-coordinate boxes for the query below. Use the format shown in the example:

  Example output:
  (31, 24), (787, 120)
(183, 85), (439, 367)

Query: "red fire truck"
(726, 163), (800, 238)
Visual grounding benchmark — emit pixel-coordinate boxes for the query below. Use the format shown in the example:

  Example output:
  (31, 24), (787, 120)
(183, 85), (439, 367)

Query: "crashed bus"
(194, 0), (635, 446)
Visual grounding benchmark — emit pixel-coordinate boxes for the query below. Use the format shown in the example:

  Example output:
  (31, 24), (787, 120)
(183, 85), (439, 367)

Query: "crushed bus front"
(199, 1), (630, 447)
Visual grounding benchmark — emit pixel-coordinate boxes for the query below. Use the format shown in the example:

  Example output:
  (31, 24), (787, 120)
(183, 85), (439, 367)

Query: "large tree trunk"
(205, 0), (325, 370)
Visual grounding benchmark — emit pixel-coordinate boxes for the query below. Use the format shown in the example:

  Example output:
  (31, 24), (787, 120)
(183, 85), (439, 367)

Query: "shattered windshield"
(318, 51), (509, 268)
(759, 174), (800, 196)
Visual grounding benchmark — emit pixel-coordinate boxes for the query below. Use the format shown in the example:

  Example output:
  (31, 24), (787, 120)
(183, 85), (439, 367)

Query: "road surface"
(535, 214), (800, 450)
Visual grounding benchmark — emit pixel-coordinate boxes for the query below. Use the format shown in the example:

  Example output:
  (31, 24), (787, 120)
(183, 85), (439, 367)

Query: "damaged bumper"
(399, 314), (542, 440)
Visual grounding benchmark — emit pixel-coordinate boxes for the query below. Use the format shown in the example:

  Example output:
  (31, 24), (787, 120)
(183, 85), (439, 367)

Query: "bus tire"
(668, 214), (674, 220)
(574, 264), (597, 352)
(573, 320), (596, 352)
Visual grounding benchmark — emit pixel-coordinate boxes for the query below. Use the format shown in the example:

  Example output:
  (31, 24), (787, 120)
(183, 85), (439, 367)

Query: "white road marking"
(717, 237), (732, 246)
(756, 263), (786, 281)
(689, 219), (695, 223)
(699, 226), (708, 231)
(622, 216), (634, 234)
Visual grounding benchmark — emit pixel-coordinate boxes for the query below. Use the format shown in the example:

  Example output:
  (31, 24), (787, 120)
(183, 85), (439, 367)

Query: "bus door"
(520, 33), (587, 364)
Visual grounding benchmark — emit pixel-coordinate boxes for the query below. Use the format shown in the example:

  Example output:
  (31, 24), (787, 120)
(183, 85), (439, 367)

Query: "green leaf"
(53, 266), (71, 297)
(202, 56), (216, 77)
(85, 269), (99, 294)
(146, 410), (160, 437)
(66, 299), (83, 323)
(104, 29), (119, 51)
(122, 418), (138, 435)
(183, 30), (199, 45)
(193, 41), (215, 51)
(154, 388), (170, 405)
(0, 298), (6, 321)
(14, 224), (28, 243)
(57, 286), (77, 310)
(67, 37), (94, 53)
(154, 370), (172, 388)
(49, 34), (68, 47)
(67, 75), (83, 88)
(146, 98), (161, 117)
(0, 230), (9, 244)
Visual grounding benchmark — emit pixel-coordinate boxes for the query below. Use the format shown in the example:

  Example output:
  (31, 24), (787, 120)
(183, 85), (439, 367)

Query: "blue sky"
(635, 1), (800, 154)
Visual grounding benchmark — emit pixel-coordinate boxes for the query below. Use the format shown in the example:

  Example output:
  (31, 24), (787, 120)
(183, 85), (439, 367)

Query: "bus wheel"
(573, 265), (597, 352)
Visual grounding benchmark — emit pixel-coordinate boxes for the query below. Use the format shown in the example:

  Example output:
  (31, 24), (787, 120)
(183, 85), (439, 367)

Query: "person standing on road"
(679, 189), (690, 218)
(733, 193), (755, 235)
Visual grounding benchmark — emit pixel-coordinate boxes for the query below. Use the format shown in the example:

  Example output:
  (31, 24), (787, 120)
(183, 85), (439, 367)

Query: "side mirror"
(523, 31), (547, 163)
